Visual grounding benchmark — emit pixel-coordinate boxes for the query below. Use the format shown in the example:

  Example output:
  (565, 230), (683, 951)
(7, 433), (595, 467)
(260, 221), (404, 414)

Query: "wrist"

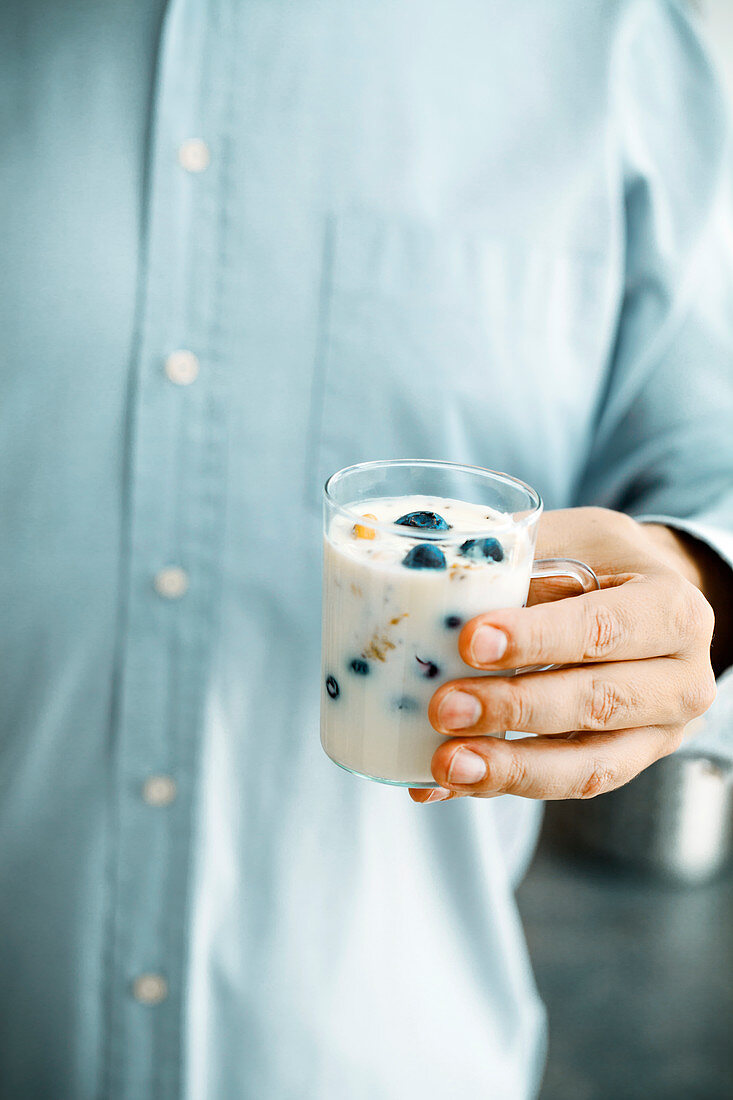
(642, 523), (706, 589)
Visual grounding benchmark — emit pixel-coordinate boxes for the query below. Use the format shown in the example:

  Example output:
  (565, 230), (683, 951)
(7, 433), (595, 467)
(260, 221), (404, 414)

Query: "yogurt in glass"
(321, 493), (533, 786)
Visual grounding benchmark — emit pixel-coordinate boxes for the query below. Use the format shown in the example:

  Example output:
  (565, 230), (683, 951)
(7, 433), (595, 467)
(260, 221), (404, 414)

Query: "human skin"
(410, 508), (731, 803)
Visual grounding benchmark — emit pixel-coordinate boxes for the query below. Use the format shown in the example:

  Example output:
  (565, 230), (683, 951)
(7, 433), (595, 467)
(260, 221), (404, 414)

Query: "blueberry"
(445, 615), (463, 629)
(325, 675), (340, 699)
(394, 695), (420, 712)
(459, 537), (504, 563)
(395, 511), (451, 531)
(402, 544), (447, 570)
(349, 658), (370, 676)
(416, 656), (440, 679)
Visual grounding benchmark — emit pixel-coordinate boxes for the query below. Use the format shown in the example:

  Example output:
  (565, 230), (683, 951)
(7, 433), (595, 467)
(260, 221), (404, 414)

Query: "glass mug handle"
(519, 557), (601, 674)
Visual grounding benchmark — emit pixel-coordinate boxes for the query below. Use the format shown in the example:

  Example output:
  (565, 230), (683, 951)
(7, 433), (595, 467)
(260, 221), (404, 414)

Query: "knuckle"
(665, 725), (686, 753)
(701, 673), (718, 712)
(673, 584), (714, 648)
(611, 509), (641, 542)
(581, 680), (627, 731)
(583, 604), (624, 661)
(577, 760), (620, 800)
(689, 588), (716, 642)
(680, 669), (717, 718)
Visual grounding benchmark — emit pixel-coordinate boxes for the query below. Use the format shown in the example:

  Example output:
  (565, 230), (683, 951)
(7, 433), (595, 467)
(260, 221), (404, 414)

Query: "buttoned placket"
(102, 2), (236, 1097)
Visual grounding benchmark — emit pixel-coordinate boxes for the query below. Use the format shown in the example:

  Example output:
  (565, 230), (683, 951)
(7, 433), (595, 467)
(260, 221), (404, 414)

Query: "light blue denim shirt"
(1, 2), (732, 1098)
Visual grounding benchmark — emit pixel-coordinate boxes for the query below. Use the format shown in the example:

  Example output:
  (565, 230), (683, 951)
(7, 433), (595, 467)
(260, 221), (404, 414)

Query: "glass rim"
(323, 458), (543, 540)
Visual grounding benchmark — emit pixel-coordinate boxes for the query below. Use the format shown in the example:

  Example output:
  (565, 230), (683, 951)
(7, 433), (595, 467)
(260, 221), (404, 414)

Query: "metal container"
(548, 751), (733, 884)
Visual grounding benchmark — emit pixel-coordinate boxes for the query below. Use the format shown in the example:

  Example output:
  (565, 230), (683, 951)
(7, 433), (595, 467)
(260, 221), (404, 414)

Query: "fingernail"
(471, 625), (508, 665)
(447, 748), (487, 785)
(422, 787), (451, 803)
(437, 690), (481, 730)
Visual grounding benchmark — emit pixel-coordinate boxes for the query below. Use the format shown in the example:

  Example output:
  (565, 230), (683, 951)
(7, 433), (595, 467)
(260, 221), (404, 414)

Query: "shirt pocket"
(311, 210), (614, 508)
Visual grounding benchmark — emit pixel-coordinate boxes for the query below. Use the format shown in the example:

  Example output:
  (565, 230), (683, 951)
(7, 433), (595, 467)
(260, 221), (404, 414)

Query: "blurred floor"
(516, 817), (733, 1100)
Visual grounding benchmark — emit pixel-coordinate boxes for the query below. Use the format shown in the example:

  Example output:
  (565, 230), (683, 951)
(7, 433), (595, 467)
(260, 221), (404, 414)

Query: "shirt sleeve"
(575, 1), (733, 584)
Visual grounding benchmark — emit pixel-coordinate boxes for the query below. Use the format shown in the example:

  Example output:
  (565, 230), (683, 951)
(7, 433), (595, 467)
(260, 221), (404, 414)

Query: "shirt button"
(154, 567), (189, 600)
(142, 775), (178, 807)
(132, 974), (169, 1006)
(178, 138), (210, 172)
(164, 350), (199, 386)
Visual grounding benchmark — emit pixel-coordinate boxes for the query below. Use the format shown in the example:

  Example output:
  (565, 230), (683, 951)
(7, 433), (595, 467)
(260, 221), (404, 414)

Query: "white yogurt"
(320, 495), (533, 786)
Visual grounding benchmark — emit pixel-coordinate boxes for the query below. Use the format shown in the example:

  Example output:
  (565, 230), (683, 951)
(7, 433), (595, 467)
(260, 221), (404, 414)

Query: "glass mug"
(321, 459), (599, 787)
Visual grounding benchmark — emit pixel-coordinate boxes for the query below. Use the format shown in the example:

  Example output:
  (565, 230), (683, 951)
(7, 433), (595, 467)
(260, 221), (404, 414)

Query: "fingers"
(409, 786), (455, 804)
(429, 725), (685, 801)
(458, 573), (714, 669)
(428, 657), (714, 737)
